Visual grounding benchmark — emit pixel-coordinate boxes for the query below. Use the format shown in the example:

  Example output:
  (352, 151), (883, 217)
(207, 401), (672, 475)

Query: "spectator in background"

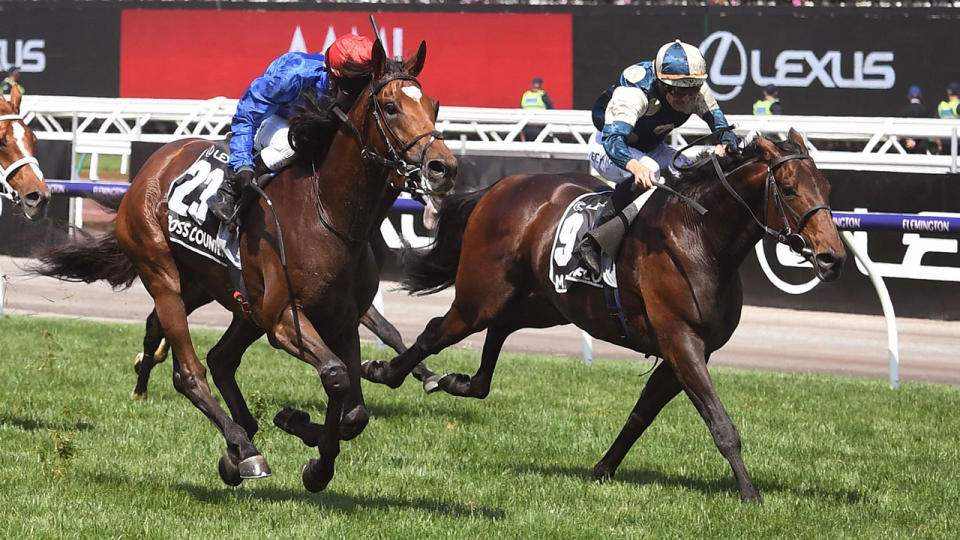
(896, 85), (930, 154)
(937, 81), (959, 154)
(752, 84), (782, 115)
(520, 77), (554, 142)
(2, 67), (24, 95)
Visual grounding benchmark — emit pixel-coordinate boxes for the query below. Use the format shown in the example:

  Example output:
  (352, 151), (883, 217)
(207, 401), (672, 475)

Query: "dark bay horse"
(36, 40), (457, 492)
(361, 130), (844, 501)
(1, 85), (50, 220)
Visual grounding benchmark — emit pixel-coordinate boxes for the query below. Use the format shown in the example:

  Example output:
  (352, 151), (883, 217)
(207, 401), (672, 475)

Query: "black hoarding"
(573, 7), (960, 117)
(0, 4), (120, 97)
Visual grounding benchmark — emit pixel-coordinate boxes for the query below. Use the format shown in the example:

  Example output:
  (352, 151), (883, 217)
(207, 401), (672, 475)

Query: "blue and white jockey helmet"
(654, 40), (708, 88)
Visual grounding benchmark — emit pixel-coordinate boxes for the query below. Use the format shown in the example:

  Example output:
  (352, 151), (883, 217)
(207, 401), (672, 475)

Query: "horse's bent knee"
(319, 364), (349, 397)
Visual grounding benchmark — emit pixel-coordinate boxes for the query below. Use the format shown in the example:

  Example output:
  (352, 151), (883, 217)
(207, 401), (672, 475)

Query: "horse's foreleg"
(593, 361), (683, 481)
(267, 305), (348, 492)
(666, 333), (760, 502)
(207, 316), (265, 439)
(360, 305), (440, 393)
(437, 323), (514, 399)
(150, 287), (269, 482)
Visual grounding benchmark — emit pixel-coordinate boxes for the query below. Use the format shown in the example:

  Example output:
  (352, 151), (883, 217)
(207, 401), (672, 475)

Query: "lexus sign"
(699, 30), (896, 101)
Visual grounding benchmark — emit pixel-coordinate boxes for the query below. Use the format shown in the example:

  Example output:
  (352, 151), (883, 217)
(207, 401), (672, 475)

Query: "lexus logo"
(699, 30), (895, 101)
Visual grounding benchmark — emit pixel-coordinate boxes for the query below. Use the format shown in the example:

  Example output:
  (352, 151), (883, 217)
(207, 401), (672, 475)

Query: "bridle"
(331, 71), (449, 200)
(710, 151), (831, 260)
(0, 113), (42, 205)
(675, 127), (831, 260)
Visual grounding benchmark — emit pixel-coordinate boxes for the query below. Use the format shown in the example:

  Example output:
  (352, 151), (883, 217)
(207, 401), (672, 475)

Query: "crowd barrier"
(6, 181), (953, 388)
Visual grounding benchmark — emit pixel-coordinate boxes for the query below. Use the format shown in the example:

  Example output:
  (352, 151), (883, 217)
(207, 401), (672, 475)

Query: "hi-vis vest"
(521, 90), (547, 110)
(938, 100), (959, 119)
(753, 99), (775, 115)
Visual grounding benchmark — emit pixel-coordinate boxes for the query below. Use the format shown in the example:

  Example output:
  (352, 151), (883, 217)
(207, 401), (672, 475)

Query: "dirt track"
(3, 256), (958, 385)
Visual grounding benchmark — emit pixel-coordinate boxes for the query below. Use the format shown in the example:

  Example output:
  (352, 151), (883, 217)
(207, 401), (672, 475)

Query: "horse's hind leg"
(131, 286), (213, 401)
(593, 361), (683, 481)
(136, 261), (269, 482)
(359, 305), (440, 393)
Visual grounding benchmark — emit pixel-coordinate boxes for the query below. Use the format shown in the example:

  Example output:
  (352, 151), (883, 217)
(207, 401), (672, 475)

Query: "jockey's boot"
(574, 180), (644, 275)
(210, 158), (268, 224)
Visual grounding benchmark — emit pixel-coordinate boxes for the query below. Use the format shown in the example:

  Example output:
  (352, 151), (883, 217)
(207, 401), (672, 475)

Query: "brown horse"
(36, 40), (457, 491)
(1, 85), (50, 220)
(361, 130), (844, 501)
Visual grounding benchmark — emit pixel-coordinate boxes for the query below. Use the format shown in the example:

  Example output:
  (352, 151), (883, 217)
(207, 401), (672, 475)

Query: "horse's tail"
(403, 187), (491, 295)
(33, 230), (138, 290)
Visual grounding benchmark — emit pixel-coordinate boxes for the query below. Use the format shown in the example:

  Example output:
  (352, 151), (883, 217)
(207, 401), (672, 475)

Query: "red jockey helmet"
(326, 34), (375, 77)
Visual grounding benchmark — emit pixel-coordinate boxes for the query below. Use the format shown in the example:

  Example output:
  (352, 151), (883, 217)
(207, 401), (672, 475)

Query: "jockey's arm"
(696, 84), (739, 152)
(227, 54), (312, 172)
(600, 86), (658, 187)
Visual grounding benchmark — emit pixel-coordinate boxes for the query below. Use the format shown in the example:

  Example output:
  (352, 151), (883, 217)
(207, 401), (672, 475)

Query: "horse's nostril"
(815, 252), (837, 267)
(24, 191), (43, 206)
(427, 160), (447, 176)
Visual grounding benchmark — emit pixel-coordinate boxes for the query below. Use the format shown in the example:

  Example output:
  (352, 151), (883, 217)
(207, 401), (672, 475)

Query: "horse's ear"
(756, 134), (781, 161)
(371, 39), (387, 78)
(8, 84), (22, 113)
(404, 41), (427, 77)
(787, 128), (807, 154)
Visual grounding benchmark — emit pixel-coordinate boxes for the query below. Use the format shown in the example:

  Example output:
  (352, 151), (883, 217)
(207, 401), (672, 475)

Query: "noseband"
(711, 152), (831, 259)
(331, 72), (448, 199)
(0, 113), (42, 205)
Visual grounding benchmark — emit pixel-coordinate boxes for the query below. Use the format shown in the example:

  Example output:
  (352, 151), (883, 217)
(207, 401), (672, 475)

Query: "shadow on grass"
(89, 471), (504, 519)
(265, 398), (479, 423)
(0, 414), (94, 432)
(510, 462), (866, 504)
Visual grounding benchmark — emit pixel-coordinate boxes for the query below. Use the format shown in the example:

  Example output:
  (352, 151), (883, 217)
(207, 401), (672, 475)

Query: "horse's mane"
(288, 58), (407, 165)
(667, 136), (805, 196)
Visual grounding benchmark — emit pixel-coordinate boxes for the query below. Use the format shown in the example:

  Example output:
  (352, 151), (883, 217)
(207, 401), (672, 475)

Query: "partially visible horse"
(1, 85), (50, 220)
(361, 130), (844, 501)
(36, 40), (456, 492)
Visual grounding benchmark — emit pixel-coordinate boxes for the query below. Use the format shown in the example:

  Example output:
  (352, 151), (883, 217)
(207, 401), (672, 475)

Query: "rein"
(0, 113), (42, 204)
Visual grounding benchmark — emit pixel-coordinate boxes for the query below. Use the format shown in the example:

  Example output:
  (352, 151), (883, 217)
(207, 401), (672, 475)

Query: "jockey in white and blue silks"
(575, 39), (739, 276)
(210, 34), (375, 223)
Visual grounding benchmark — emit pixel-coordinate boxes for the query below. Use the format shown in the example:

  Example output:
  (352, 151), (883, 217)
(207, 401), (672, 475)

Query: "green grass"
(1, 315), (957, 538)
(75, 153), (124, 177)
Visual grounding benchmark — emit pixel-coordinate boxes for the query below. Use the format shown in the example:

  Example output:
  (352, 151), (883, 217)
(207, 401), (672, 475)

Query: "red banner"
(120, 10), (572, 108)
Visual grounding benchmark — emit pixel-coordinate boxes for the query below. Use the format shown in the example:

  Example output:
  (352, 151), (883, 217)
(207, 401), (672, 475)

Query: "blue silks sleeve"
(701, 109), (739, 147)
(228, 53), (323, 171)
(601, 121), (638, 170)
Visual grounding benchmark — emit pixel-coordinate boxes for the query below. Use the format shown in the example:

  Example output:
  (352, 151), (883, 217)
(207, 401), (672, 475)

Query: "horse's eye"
(384, 102), (399, 115)
(782, 186), (798, 197)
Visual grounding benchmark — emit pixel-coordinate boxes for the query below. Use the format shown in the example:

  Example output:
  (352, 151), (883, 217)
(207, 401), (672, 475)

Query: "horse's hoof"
(218, 453), (242, 486)
(422, 375), (441, 394)
(593, 463), (615, 482)
(302, 459), (331, 493)
(359, 360), (377, 380)
(273, 407), (310, 433)
(133, 352), (144, 374)
(238, 455), (271, 479)
(129, 390), (147, 401)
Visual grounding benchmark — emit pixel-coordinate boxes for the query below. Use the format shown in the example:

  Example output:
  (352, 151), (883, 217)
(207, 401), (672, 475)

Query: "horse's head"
(752, 129), (845, 281)
(0, 85), (50, 220)
(353, 40), (457, 209)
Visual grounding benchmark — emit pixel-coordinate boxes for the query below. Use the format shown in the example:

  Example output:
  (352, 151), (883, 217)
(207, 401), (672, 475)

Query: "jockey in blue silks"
(574, 39), (740, 276)
(211, 34), (376, 223)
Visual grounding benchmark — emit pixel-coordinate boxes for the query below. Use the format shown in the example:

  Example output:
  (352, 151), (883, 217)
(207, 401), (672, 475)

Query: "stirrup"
(575, 235), (603, 276)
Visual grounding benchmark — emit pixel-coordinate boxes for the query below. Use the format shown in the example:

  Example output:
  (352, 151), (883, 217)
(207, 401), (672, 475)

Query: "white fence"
(19, 95), (960, 179)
